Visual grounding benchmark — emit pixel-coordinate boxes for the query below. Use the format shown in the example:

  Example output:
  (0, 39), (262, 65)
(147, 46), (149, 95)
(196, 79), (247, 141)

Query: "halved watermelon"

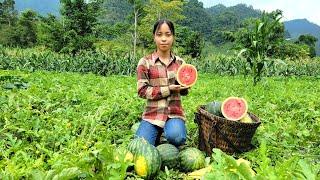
(176, 64), (198, 87)
(221, 97), (248, 121)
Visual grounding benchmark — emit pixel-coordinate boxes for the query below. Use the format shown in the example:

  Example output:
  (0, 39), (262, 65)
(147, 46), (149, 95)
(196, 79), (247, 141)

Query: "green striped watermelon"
(206, 101), (223, 117)
(127, 138), (161, 179)
(127, 137), (143, 154)
(179, 147), (205, 172)
(131, 122), (140, 133)
(156, 143), (179, 169)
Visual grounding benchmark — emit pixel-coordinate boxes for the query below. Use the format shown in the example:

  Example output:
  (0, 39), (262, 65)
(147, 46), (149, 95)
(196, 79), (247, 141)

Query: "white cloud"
(199, 0), (320, 25)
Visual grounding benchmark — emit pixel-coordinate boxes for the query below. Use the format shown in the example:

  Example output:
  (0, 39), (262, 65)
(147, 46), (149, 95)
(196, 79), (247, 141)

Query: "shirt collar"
(151, 51), (175, 64)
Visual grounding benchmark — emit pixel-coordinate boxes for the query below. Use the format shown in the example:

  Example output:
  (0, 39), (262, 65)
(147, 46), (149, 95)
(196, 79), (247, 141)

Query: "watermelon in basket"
(196, 97), (261, 154)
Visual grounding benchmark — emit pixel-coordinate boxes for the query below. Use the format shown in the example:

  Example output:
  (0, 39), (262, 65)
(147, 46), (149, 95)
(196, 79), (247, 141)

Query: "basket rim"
(196, 105), (261, 154)
(197, 105), (261, 126)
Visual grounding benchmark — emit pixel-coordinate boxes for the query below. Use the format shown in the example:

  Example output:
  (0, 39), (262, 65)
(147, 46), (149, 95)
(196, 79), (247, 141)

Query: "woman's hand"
(169, 84), (189, 93)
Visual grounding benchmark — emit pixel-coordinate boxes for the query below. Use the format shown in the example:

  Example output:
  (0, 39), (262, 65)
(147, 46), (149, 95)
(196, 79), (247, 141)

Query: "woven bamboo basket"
(194, 105), (261, 155)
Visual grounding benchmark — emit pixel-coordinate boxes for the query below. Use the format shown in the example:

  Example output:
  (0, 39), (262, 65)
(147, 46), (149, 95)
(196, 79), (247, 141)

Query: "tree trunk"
(134, 10), (138, 60)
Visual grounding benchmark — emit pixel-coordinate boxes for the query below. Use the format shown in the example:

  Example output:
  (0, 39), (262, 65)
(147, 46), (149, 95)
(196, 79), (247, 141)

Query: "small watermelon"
(156, 143), (179, 169)
(176, 64), (198, 87)
(131, 122), (140, 133)
(221, 97), (248, 121)
(206, 101), (223, 117)
(179, 147), (205, 172)
(240, 113), (253, 123)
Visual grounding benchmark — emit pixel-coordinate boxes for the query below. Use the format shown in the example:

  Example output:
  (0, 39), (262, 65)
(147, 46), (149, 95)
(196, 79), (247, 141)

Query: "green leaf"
(298, 160), (316, 180)
(52, 167), (82, 180)
(30, 169), (45, 180)
(237, 163), (254, 180)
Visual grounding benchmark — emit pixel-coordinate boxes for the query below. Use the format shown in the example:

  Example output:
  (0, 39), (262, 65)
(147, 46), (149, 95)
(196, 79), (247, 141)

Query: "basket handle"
(209, 123), (244, 154)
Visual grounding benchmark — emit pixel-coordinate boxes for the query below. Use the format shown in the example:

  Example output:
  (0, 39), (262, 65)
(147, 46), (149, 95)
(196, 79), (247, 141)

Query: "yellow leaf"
(187, 166), (213, 179)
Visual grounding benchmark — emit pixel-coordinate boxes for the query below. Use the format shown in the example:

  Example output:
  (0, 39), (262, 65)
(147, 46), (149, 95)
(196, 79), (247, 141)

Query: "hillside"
(206, 3), (261, 20)
(11, 1), (320, 55)
(284, 19), (320, 55)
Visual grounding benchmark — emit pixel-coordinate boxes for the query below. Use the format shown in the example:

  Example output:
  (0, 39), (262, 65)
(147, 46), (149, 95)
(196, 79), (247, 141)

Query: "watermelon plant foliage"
(0, 70), (319, 179)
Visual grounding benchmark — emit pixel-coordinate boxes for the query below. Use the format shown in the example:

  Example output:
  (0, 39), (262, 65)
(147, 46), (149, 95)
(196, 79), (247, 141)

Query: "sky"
(199, 0), (320, 26)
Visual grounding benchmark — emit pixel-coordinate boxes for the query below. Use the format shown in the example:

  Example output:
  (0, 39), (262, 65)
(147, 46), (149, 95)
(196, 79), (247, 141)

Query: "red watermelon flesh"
(221, 97), (248, 121)
(176, 64), (198, 87)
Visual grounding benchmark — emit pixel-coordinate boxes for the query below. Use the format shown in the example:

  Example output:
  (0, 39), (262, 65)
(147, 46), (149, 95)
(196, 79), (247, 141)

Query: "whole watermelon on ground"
(127, 138), (161, 179)
(156, 143), (179, 169)
(131, 122), (140, 133)
(179, 147), (206, 172)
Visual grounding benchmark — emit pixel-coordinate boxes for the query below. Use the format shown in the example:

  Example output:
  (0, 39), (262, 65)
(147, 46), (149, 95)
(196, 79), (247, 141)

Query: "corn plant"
(237, 10), (285, 85)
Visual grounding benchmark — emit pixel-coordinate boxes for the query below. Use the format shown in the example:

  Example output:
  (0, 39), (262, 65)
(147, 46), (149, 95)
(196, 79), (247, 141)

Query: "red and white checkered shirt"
(137, 51), (188, 128)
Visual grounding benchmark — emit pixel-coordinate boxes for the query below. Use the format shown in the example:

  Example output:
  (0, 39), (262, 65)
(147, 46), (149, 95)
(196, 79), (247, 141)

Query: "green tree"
(175, 25), (204, 58)
(273, 41), (309, 60)
(37, 14), (65, 51)
(0, 24), (16, 46)
(0, 0), (17, 26)
(207, 4), (262, 46)
(139, 0), (185, 48)
(178, 0), (213, 38)
(14, 10), (38, 47)
(99, 0), (132, 25)
(128, 0), (146, 59)
(0, 0), (18, 46)
(60, 0), (102, 54)
(210, 11), (241, 45)
(295, 34), (318, 58)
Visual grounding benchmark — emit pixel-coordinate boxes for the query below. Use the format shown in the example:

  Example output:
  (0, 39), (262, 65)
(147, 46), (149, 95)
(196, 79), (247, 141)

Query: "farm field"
(0, 70), (319, 179)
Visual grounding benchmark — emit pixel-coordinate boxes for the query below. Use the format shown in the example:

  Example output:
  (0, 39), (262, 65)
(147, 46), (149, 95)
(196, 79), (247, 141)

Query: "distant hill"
(12, 1), (320, 55)
(206, 3), (261, 21)
(15, 0), (60, 16)
(284, 19), (320, 55)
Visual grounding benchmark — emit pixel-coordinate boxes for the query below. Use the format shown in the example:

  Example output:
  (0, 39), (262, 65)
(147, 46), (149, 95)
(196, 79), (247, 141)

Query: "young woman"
(135, 19), (189, 147)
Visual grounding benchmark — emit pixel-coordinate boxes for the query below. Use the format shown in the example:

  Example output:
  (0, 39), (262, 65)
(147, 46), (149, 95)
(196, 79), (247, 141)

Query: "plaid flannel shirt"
(136, 51), (188, 128)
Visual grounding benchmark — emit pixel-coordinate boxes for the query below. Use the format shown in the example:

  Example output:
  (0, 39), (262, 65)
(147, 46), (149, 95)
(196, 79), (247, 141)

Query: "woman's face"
(154, 23), (174, 53)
